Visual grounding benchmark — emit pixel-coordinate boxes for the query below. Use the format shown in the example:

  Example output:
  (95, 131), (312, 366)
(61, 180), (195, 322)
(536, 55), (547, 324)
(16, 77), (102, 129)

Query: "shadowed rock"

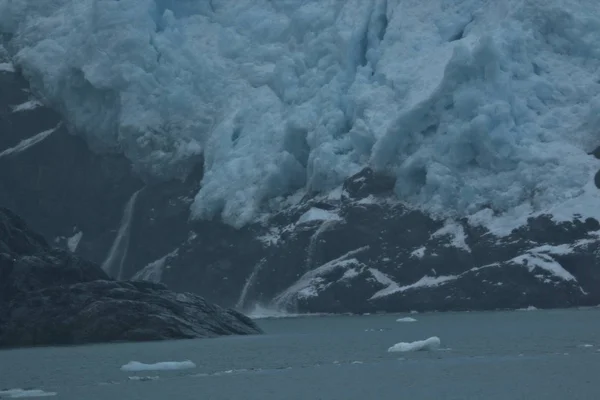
(0, 207), (261, 348)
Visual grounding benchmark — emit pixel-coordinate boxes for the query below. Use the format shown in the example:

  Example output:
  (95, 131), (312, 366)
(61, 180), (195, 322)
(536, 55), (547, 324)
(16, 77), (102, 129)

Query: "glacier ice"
(1, 0), (600, 229)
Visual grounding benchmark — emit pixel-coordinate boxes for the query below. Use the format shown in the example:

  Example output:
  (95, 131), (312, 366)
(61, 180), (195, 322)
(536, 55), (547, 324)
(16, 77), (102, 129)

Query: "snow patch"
(388, 337), (441, 353)
(371, 275), (457, 299)
(298, 208), (342, 224)
(120, 360), (196, 372)
(0, 62), (14, 73)
(272, 247), (369, 309)
(509, 254), (577, 282)
(410, 247), (426, 259)
(0, 124), (61, 159)
(132, 248), (179, 283)
(432, 221), (471, 252)
(11, 99), (43, 113)
(66, 231), (82, 252)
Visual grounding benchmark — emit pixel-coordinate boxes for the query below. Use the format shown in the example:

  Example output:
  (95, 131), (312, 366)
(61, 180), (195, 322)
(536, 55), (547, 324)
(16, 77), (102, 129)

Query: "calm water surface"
(2, 308), (600, 399)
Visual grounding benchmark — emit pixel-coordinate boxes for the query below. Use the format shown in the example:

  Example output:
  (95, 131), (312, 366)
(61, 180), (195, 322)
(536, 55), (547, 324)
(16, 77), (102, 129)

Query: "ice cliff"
(1, 0), (599, 230)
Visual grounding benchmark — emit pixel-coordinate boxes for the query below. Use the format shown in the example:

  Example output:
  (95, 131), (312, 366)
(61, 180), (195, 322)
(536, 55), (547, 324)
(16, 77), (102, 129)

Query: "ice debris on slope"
(1, 0), (600, 229)
(120, 360), (196, 372)
(388, 336), (441, 352)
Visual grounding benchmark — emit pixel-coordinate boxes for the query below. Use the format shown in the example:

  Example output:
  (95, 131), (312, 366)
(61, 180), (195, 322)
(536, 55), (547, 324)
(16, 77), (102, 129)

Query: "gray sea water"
(2, 308), (600, 399)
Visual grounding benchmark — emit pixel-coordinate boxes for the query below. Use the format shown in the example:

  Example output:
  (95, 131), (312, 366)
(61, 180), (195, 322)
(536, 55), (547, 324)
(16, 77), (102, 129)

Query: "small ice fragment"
(0, 389), (57, 398)
(128, 376), (159, 381)
(517, 306), (538, 311)
(120, 360), (196, 372)
(388, 336), (441, 352)
(396, 317), (417, 322)
(580, 344), (594, 348)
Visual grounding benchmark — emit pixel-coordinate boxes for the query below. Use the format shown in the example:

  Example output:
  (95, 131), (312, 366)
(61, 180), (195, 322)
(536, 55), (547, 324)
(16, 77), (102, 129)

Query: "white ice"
(120, 360), (196, 372)
(297, 207), (342, 224)
(396, 317), (417, 322)
(0, 389), (57, 398)
(0, 124), (60, 159)
(0, 62), (14, 73)
(11, 99), (43, 113)
(1, 0), (600, 230)
(66, 230), (82, 252)
(388, 336), (441, 352)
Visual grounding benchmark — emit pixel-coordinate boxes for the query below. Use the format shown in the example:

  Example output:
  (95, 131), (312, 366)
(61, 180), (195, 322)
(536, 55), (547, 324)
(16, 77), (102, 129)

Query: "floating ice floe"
(120, 360), (196, 372)
(388, 336), (441, 352)
(396, 317), (417, 322)
(0, 389), (57, 398)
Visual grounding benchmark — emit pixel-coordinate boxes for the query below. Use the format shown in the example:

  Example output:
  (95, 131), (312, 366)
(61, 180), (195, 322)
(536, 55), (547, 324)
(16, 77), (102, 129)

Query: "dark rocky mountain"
(0, 207), (262, 348)
(2, 56), (600, 317)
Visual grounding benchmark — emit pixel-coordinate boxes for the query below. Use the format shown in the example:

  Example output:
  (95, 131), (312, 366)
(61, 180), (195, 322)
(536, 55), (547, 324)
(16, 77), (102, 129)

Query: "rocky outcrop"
(2, 53), (600, 316)
(0, 207), (262, 348)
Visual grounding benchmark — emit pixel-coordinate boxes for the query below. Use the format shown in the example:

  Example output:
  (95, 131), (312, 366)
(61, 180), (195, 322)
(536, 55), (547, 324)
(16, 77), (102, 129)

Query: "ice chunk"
(0, 389), (57, 398)
(388, 336), (441, 352)
(120, 360), (196, 372)
(517, 306), (538, 311)
(396, 317), (417, 322)
(297, 207), (342, 224)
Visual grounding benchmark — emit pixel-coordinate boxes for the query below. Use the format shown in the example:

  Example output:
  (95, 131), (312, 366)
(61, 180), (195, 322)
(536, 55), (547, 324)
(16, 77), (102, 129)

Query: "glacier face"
(1, 0), (599, 229)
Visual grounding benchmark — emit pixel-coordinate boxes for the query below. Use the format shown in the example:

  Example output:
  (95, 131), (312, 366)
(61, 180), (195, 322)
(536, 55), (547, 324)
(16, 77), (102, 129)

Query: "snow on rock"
(132, 248), (179, 283)
(509, 253), (577, 282)
(1, 1), (599, 229)
(0, 389), (57, 398)
(431, 221), (471, 252)
(272, 247), (369, 309)
(0, 124), (61, 159)
(0, 62), (14, 73)
(371, 275), (458, 300)
(388, 336), (441, 353)
(11, 99), (43, 113)
(396, 317), (417, 322)
(410, 247), (426, 259)
(297, 207), (342, 224)
(66, 230), (82, 252)
(120, 360), (196, 372)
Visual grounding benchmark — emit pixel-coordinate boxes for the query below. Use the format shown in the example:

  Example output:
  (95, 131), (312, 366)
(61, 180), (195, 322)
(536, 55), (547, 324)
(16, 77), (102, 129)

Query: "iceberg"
(388, 336), (441, 352)
(120, 360), (197, 372)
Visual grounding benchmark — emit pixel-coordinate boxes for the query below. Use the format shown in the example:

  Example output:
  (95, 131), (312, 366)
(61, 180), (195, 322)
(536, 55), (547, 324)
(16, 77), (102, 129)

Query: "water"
(2, 309), (600, 399)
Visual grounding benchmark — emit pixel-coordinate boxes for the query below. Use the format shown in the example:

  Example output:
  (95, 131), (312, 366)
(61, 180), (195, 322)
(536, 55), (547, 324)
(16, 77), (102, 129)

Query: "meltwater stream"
(2, 308), (600, 400)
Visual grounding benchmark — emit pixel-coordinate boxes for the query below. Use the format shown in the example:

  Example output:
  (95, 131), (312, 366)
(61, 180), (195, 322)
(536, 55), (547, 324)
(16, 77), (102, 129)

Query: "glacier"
(1, 0), (599, 229)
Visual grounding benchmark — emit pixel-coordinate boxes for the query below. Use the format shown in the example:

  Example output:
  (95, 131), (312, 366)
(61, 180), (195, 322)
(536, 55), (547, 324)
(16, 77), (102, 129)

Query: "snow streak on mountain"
(1, 0), (599, 231)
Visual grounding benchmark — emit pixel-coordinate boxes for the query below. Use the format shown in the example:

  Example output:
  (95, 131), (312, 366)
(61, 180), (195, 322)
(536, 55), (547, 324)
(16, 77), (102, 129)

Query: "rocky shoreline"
(0, 207), (262, 348)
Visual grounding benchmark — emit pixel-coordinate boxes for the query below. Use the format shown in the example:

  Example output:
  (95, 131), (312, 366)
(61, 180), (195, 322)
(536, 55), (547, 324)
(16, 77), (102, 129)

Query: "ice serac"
(1, 0), (599, 229)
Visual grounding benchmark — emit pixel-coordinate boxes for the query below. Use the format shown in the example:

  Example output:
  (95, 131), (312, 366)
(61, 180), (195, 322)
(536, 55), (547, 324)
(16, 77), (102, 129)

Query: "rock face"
(2, 53), (600, 316)
(0, 207), (262, 348)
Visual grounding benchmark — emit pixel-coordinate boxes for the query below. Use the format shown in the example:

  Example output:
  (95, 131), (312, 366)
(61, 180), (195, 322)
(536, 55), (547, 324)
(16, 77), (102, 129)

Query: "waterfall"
(235, 259), (265, 310)
(101, 189), (141, 279)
